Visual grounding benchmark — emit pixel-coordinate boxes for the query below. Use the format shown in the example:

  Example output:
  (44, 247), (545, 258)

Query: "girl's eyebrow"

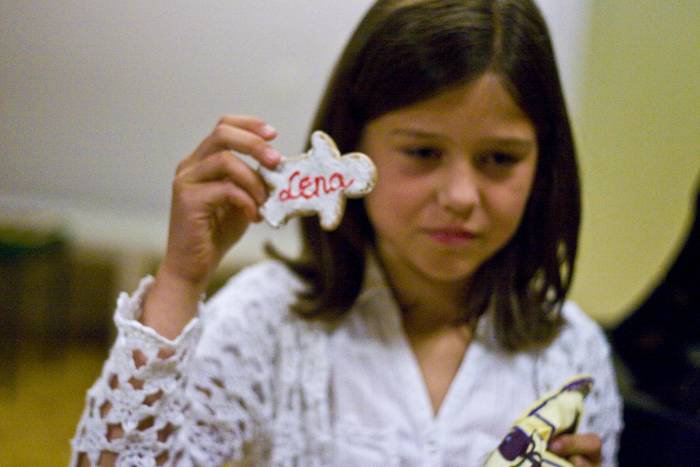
(390, 129), (535, 150)
(389, 129), (442, 139)
(480, 136), (536, 151)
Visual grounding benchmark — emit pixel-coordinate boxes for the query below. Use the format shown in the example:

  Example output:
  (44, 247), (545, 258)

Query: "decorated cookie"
(258, 131), (377, 230)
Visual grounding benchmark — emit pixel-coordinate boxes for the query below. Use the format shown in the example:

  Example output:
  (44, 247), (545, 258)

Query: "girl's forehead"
(367, 75), (535, 141)
(407, 75), (524, 115)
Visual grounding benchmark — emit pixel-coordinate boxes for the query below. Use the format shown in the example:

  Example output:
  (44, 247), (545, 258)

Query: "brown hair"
(271, 0), (580, 351)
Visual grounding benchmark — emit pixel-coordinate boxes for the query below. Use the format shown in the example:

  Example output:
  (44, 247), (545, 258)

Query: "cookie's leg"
(260, 205), (285, 228)
(318, 203), (341, 231)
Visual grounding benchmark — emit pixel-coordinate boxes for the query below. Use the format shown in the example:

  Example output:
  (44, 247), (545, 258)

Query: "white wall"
(0, 0), (591, 258)
(535, 0), (591, 119)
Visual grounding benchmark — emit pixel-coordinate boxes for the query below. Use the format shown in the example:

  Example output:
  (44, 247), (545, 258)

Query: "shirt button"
(425, 432), (440, 460)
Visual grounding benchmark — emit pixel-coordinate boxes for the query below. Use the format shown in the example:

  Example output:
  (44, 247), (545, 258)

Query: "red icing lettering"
(299, 175), (313, 198)
(279, 171), (300, 201)
(329, 173), (346, 191)
(278, 171), (354, 201)
(314, 176), (328, 196)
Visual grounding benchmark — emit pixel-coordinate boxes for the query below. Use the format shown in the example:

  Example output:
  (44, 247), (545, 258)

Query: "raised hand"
(140, 115), (281, 339)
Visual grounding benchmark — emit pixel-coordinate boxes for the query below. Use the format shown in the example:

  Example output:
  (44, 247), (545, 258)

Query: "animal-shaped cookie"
(259, 131), (377, 230)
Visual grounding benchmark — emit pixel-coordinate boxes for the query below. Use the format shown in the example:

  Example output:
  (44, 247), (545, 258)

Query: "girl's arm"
(71, 115), (283, 465)
(577, 323), (623, 466)
(538, 303), (623, 467)
(71, 262), (288, 466)
(141, 114), (281, 340)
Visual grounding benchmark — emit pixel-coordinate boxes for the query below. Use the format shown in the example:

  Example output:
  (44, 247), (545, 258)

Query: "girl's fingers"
(191, 117), (282, 168)
(187, 180), (261, 222)
(549, 433), (602, 465)
(569, 455), (595, 467)
(217, 114), (277, 140)
(179, 151), (268, 205)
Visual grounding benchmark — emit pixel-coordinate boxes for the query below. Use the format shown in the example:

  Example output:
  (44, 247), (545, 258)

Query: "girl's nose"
(437, 160), (479, 216)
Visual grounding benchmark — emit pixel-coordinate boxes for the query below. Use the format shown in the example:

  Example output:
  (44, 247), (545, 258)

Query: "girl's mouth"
(427, 229), (477, 246)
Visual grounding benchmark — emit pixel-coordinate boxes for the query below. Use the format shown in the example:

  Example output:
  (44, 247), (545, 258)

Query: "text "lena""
(279, 171), (355, 201)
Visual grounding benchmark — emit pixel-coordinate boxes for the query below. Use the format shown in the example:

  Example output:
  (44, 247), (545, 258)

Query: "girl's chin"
(376, 242), (480, 285)
(412, 258), (478, 284)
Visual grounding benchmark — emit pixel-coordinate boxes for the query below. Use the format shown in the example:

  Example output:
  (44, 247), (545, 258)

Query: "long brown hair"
(271, 0), (580, 351)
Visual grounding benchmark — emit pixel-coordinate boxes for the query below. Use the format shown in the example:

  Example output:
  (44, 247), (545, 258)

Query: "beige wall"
(571, 0), (700, 326)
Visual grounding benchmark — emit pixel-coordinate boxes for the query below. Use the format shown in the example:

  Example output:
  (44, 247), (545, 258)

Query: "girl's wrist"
(140, 264), (206, 339)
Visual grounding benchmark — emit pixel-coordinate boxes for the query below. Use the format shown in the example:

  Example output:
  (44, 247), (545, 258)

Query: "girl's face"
(360, 73), (538, 291)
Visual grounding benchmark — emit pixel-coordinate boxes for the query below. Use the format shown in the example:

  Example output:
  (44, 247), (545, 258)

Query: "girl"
(72, 0), (622, 465)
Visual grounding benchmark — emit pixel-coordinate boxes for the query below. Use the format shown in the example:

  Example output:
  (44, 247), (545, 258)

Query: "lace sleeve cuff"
(114, 275), (203, 348)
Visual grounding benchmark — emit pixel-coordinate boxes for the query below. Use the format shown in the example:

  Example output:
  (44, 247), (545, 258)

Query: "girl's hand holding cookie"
(141, 115), (281, 338)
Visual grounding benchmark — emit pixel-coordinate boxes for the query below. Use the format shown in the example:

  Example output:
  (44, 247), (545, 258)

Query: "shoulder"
(542, 301), (611, 369)
(537, 300), (621, 391)
(558, 301), (607, 344)
(533, 301), (615, 392)
(200, 260), (307, 338)
(217, 259), (304, 298)
(538, 301), (621, 417)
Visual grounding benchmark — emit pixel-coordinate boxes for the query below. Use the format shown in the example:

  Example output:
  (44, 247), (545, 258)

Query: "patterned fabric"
(484, 375), (593, 467)
(71, 260), (622, 466)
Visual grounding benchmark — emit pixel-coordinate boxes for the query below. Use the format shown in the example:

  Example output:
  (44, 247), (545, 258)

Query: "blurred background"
(1, 0), (698, 464)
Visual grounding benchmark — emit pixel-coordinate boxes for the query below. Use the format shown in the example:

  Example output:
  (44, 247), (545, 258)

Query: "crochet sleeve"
(70, 262), (298, 466)
(537, 303), (624, 467)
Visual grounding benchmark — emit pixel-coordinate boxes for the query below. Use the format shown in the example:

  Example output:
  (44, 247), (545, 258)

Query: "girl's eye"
(480, 152), (520, 167)
(403, 146), (442, 160)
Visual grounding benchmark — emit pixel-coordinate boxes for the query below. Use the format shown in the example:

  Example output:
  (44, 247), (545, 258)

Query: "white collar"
(351, 250), (497, 346)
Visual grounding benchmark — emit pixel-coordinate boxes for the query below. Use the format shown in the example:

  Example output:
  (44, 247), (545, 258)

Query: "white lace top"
(71, 260), (623, 466)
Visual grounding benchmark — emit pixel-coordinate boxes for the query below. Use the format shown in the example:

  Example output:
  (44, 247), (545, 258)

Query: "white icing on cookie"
(259, 131), (377, 230)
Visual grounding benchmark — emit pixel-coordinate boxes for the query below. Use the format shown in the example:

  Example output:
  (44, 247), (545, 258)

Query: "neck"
(375, 251), (472, 335)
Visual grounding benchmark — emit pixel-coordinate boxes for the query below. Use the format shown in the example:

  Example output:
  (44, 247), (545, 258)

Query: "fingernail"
(264, 148), (281, 165)
(262, 124), (276, 137)
(550, 440), (563, 452)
